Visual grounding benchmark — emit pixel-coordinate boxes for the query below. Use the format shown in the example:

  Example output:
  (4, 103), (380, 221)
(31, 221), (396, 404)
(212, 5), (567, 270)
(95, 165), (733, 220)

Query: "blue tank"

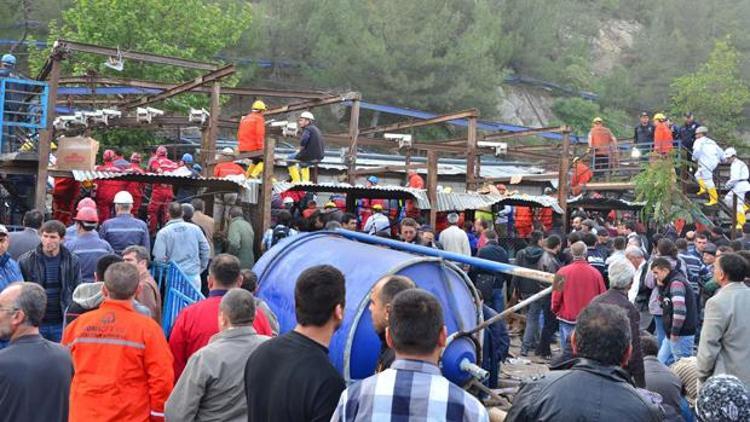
(254, 231), (483, 386)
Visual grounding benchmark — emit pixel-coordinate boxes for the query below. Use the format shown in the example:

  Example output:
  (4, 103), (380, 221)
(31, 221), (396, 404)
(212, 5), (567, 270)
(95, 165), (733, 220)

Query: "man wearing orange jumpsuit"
(148, 146), (178, 234)
(128, 153), (145, 217)
(238, 100), (267, 178)
(587, 117), (618, 173)
(652, 113), (674, 155)
(52, 178), (80, 226)
(405, 170), (425, 218)
(213, 148), (246, 226)
(94, 149), (128, 223)
(571, 157), (593, 196)
(514, 206), (533, 238)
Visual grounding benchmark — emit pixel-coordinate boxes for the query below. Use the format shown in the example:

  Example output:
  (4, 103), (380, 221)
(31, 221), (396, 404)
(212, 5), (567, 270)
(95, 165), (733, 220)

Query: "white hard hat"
(114, 191), (134, 204)
(724, 147), (737, 159)
(696, 126), (708, 134)
(220, 147), (236, 156)
(300, 111), (315, 121)
(283, 196), (294, 204)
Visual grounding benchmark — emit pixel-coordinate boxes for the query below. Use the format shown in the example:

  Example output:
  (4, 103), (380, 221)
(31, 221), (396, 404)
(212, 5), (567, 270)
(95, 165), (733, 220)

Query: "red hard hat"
(77, 197), (96, 211)
(74, 207), (99, 223)
(102, 149), (116, 162)
(156, 146), (167, 157)
(130, 152), (142, 163)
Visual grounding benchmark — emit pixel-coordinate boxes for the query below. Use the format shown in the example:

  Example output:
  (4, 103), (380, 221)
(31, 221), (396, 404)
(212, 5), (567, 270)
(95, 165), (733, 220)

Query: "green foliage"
(670, 39), (750, 144)
(551, 98), (630, 138)
(633, 156), (696, 225)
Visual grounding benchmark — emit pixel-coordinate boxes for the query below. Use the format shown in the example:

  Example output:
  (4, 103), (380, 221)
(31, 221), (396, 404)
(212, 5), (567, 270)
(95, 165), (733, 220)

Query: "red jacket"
(63, 299), (174, 422)
(238, 111), (265, 152)
(213, 162), (245, 178)
(168, 290), (273, 380)
(551, 260), (606, 324)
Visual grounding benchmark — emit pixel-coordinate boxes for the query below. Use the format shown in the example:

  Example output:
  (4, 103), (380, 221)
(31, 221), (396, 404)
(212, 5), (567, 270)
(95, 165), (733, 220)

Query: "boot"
(744, 203), (750, 213)
(301, 167), (310, 182)
(287, 165), (301, 183)
(737, 211), (747, 230)
(696, 179), (707, 196)
(249, 161), (264, 178)
(244, 163), (255, 178)
(704, 188), (719, 206)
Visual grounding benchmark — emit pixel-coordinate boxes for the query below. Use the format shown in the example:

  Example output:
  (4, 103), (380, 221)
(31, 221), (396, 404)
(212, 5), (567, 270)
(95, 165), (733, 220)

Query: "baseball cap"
(0, 225), (8, 236)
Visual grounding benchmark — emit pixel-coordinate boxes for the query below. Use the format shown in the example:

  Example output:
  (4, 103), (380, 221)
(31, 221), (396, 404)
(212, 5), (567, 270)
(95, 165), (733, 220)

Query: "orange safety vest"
(238, 111), (265, 153)
(589, 126), (615, 156)
(213, 162), (245, 178)
(571, 161), (593, 196)
(654, 122), (673, 154)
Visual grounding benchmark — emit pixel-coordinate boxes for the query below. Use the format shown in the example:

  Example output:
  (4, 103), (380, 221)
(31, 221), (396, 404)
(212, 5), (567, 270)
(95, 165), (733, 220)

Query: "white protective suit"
(725, 156), (750, 213)
(692, 135), (724, 189)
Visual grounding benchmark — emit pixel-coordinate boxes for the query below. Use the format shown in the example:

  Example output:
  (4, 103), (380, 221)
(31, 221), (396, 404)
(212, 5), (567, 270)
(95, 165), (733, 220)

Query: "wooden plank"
(466, 117), (478, 190)
(358, 109), (478, 136)
(260, 137), (276, 238)
(35, 59), (61, 211)
(203, 82), (222, 175)
(347, 99), (360, 184)
(427, 151), (439, 229)
(558, 129), (571, 230)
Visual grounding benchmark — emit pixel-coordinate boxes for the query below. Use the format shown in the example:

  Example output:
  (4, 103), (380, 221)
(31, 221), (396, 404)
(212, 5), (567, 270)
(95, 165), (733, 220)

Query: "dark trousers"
(535, 296), (558, 357)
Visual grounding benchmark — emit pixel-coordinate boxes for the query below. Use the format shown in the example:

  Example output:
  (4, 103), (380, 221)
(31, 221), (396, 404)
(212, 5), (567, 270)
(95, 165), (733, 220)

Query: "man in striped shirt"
(332, 289), (488, 422)
(651, 257), (698, 366)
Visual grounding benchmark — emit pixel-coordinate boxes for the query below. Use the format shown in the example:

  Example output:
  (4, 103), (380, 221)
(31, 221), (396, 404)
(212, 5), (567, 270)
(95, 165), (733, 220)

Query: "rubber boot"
(301, 167), (310, 182)
(744, 203), (749, 213)
(704, 188), (719, 206)
(249, 161), (264, 178)
(696, 179), (707, 196)
(288, 165), (301, 183)
(736, 211), (747, 230)
(244, 163), (255, 178)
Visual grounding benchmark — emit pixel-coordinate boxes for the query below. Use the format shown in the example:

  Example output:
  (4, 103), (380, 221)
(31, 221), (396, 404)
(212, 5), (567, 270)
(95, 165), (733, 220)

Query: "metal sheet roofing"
(273, 181), (431, 209)
(435, 191), (563, 213)
(568, 196), (645, 210)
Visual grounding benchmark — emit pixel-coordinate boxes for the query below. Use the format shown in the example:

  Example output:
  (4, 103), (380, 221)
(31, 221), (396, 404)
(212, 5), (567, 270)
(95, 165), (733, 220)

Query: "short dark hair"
(582, 232), (597, 247)
(651, 257), (672, 271)
(191, 198), (205, 212)
(657, 238), (678, 258)
(181, 204), (194, 221)
(168, 202), (183, 219)
(613, 236), (627, 251)
(104, 262), (140, 300)
(229, 206), (244, 219)
(477, 219), (490, 230)
(276, 210), (292, 226)
(625, 221), (637, 232)
(696, 233), (708, 240)
(401, 218), (418, 229)
(96, 254), (123, 281)
(567, 231), (581, 244)
(220, 288), (256, 325)
(377, 275), (416, 305)
(545, 235), (561, 250)
(640, 333), (659, 357)
(209, 254), (241, 287)
(8, 282), (47, 327)
(389, 289), (443, 355)
(485, 230), (498, 241)
(718, 245), (734, 254)
(40, 220), (66, 237)
(122, 245), (150, 264)
(729, 240), (743, 252)
(241, 269), (258, 292)
(675, 238), (688, 250)
(22, 209), (43, 229)
(529, 230), (544, 245)
(294, 265), (345, 326)
(341, 213), (357, 225)
(573, 302), (631, 366)
(717, 253), (748, 282)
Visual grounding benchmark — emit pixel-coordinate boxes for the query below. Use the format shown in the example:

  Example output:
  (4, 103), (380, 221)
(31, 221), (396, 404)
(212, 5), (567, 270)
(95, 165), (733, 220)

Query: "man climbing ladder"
(723, 148), (750, 229)
(692, 126), (724, 206)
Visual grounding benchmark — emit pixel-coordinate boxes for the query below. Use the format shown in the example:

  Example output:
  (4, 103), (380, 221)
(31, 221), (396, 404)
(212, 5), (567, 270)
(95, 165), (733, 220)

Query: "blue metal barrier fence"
(151, 261), (205, 337)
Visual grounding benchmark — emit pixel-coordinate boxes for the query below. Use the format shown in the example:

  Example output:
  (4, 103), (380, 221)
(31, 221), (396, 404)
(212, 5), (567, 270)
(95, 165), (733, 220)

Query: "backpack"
(271, 225), (291, 247)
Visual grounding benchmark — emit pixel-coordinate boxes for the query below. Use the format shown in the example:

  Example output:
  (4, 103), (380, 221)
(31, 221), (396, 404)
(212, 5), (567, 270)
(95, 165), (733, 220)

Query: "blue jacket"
(65, 231), (114, 283)
(65, 224), (101, 243)
(153, 219), (210, 277)
(0, 253), (22, 291)
(99, 213), (150, 254)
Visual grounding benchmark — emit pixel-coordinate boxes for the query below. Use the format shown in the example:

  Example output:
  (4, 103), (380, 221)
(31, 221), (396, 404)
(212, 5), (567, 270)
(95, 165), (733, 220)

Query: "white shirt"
(363, 213), (390, 235)
(438, 225), (471, 256)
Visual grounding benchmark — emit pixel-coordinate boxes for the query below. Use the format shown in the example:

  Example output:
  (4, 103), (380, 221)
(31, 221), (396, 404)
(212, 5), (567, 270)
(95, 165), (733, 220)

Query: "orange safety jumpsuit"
(52, 177), (80, 225)
(514, 206), (533, 238)
(213, 161), (245, 177)
(654, 121), (674, 154)
(538, 207), (554, 232)
(405, 172), (425, 219)
(148, 157), (178, 234)
(238, 111), (265, 153)
(62, 299), (174, 422)
(571, 161), (593, 196)
(128, 163), (146, 216)
(94, 161), (128, 223)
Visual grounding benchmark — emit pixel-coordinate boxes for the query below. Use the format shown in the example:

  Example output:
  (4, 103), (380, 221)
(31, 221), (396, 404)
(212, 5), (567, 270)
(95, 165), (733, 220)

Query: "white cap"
(220, 147), (235, 156)
(724, 147), (737, 159)
(113, 191), (134, 204)
(300, 111), (315, 121)
(696, 126), (708, 134)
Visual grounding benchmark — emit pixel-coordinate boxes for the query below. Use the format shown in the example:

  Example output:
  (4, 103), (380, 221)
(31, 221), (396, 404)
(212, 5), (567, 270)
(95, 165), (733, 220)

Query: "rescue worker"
(0, 54), (17, 78)
(692, 126), (724, 206)
(587, 117), (618, 173)
(288, 111), (324, 182)
(99, 191), (150, 255)
(653, 113), (674, 155)
(363, 204), (391, 235)
(62, 262), (173, 422)
(404, 170), (424, 218)
(723, 148), (750, 229)
(678, 112), (702, 153)
(633, 112), (654, 149)
(239, 100), (267, 178)
(515, 206), (534, 238)
(65, 207), (114, 283)
(212, 147), (245, 227)
(127, 152), (145, 216)
(147, 146), (178, 235)
(570, 156), (593, 196)
(538, 187), (555, 232)
(94, 149), (128, 222)
(65, 198), (97, 241)
(52, 177), (80, 226)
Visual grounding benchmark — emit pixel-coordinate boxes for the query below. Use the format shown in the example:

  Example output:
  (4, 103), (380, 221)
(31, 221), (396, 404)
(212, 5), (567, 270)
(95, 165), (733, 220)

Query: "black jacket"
(678, 120), (701, 151)
(634, 123), (655, 146)
(19, 244), (82, 318)
(506, 359), (663, 422)
(297, 124), (325, 162)
(511, 246), (544, 298)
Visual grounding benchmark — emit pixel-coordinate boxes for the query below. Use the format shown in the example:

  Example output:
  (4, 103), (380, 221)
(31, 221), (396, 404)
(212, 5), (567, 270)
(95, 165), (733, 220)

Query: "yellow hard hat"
(653, 113), (666, 121)
(592, 117), (603, 123)
(251, 100), (267, 111)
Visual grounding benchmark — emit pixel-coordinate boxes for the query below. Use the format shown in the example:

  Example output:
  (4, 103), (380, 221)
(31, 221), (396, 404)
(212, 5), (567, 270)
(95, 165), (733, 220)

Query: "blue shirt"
(152, 219), (210, 277)
(42, 253), (62, 324)
(0, 253), (22, 291)
(65, 231), (114, 283)
(99, 213), (150, 254)
(332, 359), (489, 422)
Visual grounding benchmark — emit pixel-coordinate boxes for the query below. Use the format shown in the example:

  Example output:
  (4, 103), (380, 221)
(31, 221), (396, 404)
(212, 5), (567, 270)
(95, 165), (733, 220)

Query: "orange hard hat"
(74, 206), (99, 223)
(77, 197), (96, 211)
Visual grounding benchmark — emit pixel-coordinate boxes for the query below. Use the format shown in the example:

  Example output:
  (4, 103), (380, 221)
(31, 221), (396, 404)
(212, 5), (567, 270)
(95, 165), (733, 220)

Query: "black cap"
(704, 243), (718, 255)
(640, 112), (649, 117)
(684, 111), (694, 118)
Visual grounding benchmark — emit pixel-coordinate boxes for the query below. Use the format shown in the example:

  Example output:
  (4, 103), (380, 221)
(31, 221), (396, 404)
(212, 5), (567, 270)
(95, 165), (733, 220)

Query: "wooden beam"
(260, 137), (276, 238)
(351, 163), (428, 176)
(203, 82), (222, 175)
(35, 58), (61, 211)
(347, 99), (360, 184)
(558, 129), (571, 227)
(466, 117), (478, 191)
(427, 151), (439, 229)
(55, 39), (218, 70)
(262, 92), (361, 118)
(482, 126), (566, 142)
(358, 109), (479, 135)
(120, 65), (234, 110)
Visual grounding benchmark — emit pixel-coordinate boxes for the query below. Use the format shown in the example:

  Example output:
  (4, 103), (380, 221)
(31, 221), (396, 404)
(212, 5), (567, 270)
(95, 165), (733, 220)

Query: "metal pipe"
(334, 229), (556, 284)
(463, 287), (554, 336)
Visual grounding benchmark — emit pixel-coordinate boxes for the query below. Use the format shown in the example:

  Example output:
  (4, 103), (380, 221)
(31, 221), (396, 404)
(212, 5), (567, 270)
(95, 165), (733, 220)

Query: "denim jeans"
(654, 315), (666, 347)
(680, 397), (695, 422)
(40, 323), (63, 343)
(658, 335), (695, 366)
(558, 321), (576, 361)
(521, 300), (544, 354)
(536, 296), (558, 357)
(490, 288), (505, 314)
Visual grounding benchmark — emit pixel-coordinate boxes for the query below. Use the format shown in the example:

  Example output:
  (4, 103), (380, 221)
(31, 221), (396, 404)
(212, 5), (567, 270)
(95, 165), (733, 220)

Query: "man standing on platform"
(239, 100), (267, 179)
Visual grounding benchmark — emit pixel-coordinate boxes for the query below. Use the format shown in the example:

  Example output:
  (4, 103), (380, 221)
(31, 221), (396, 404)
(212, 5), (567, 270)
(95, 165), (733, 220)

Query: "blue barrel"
(254, 231), (482, 386)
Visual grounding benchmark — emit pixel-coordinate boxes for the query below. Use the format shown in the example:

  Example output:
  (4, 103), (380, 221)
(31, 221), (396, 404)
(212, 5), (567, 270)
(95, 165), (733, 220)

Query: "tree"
(633, 156), (697, 226)
(670, 39), (750, 145)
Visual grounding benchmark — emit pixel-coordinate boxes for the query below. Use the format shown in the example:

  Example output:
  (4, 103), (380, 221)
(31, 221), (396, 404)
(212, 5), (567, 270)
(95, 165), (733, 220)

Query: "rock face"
(591, 19), (642, 76)
(495, 85), (557, 127)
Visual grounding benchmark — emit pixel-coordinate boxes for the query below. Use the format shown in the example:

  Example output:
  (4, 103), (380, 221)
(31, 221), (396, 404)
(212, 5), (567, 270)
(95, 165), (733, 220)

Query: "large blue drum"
(254, 232), (483, 386)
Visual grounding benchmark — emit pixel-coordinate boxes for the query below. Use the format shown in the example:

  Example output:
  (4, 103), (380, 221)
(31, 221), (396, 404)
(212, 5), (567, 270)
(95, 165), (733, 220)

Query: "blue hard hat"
(1, 54), (16, 65)
(181, 153), (194, 163)
(367, 176), (379, 184)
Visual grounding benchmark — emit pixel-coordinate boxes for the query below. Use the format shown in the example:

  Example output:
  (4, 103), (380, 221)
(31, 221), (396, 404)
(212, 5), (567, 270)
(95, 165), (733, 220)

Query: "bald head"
(370, 275), (417, 335)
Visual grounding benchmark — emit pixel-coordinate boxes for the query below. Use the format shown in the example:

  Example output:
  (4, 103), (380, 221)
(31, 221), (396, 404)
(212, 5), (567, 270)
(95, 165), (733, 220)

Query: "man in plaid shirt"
(331, 289), (489, 421)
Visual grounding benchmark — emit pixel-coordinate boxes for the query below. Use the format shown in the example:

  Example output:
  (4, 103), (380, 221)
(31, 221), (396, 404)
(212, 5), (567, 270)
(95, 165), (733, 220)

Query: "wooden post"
(202, 81), (221, 175)
(347, 99), (360, 184)
(731, 194), (738, 240)
(260, 136), (276, 238)
(427, 150), (438, 229)
(466, 117), (478, 191)
(404, 148), (412, 185)
(558, 128), (571, 233)
(35, 58), (61, 212)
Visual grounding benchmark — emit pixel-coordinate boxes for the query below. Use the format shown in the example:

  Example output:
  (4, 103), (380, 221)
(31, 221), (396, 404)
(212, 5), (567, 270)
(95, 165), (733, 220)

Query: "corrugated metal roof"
(435, 192), (563, 213)
(273, 181), (431, 209)
(568, 196), (645, 210)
